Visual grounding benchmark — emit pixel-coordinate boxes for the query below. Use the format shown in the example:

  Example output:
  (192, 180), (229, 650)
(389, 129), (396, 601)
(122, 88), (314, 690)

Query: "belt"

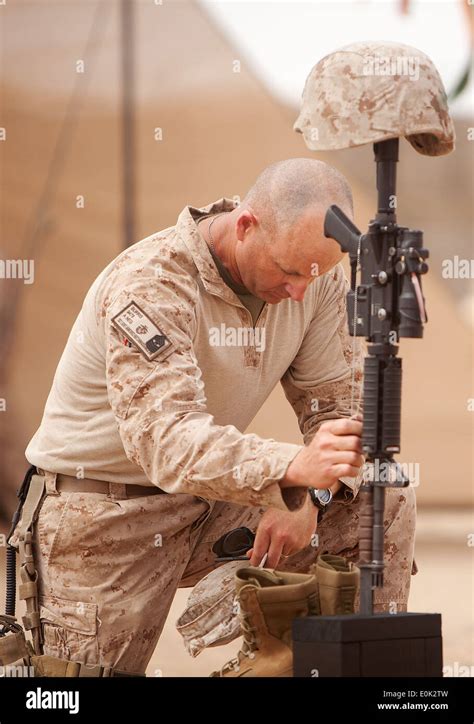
(37, 469), (166, 498)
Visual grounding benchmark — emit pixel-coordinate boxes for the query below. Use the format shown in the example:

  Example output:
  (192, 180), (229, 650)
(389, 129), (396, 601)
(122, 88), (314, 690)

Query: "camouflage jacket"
(26, 198), (364, 510)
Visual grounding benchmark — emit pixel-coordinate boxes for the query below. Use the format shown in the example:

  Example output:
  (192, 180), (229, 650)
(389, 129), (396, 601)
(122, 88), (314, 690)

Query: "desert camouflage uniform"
(10, 197), (417, 674)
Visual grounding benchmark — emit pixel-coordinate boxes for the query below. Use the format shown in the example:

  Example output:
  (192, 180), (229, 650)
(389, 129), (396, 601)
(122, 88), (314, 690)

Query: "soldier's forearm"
(280, 446), (314, 488)
(330, 479), (344, 497)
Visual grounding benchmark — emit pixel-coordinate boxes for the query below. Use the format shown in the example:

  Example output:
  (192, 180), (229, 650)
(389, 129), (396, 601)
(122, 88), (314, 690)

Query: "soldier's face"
(236, 208), (344, 304)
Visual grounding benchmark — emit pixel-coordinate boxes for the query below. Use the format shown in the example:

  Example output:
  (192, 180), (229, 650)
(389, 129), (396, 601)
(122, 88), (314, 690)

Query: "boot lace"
(213, 608), (258, 676)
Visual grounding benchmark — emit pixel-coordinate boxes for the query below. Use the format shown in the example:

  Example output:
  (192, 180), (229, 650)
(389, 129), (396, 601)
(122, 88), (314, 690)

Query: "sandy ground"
(1, 509), (472, 677)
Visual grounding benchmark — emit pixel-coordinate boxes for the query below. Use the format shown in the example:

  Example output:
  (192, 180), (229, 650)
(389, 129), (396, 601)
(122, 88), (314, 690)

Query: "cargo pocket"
(39, 596), (100, 665)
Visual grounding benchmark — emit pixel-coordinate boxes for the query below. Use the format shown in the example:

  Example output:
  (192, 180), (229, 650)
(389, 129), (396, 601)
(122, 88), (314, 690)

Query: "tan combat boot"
(311, 554), (360, 615)
(210, 568), (320, 677)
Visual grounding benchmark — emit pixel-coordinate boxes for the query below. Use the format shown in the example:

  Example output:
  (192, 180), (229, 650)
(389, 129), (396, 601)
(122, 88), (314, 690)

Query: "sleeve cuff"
(335, 468), (365, 504)
(247, 441), (307, 512)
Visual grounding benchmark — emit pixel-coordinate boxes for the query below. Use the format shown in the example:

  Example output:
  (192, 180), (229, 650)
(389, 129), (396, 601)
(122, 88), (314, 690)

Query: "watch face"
(317, 488), (332, 505)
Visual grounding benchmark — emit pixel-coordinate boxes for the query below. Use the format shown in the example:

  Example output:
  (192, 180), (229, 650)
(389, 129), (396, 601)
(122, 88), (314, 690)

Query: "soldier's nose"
(285, 283), (307, 302)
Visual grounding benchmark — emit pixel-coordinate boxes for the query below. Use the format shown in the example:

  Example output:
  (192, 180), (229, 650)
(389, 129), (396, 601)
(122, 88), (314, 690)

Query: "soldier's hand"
(282, 417), (364, 490)
(246, 494), (318, 569)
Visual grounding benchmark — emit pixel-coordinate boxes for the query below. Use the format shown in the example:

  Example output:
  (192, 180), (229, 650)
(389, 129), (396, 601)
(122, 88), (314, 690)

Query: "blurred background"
(0, 0), (472, 676)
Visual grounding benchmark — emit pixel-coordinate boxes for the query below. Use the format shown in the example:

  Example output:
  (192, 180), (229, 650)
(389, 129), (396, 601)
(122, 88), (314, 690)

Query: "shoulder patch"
(112, 301), (174, 361)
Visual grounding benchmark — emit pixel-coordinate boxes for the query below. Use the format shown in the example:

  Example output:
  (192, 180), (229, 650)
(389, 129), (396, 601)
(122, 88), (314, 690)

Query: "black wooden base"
(292, 612), (443, 677)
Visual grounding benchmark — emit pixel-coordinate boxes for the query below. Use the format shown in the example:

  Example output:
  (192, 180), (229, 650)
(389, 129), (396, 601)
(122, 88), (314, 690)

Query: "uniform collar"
(176, 197), (243, 303)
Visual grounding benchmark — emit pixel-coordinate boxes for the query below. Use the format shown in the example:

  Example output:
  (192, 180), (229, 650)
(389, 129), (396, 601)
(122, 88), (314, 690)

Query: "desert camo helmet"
(294, 41), (455, 156)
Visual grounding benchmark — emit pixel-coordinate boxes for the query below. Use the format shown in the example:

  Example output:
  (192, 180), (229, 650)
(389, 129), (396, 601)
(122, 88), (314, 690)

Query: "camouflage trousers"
(25, 471), (416, 674)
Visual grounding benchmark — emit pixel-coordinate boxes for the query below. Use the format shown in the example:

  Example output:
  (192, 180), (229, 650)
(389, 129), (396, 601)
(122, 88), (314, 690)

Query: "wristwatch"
(308, 487), (333, 518)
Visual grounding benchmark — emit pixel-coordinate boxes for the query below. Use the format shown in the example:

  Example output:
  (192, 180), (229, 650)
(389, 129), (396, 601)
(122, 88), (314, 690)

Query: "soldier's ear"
(236, 209), (258, 241)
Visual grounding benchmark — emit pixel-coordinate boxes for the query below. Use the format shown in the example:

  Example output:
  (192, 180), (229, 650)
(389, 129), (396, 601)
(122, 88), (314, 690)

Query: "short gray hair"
(242, 158), (353, 238)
